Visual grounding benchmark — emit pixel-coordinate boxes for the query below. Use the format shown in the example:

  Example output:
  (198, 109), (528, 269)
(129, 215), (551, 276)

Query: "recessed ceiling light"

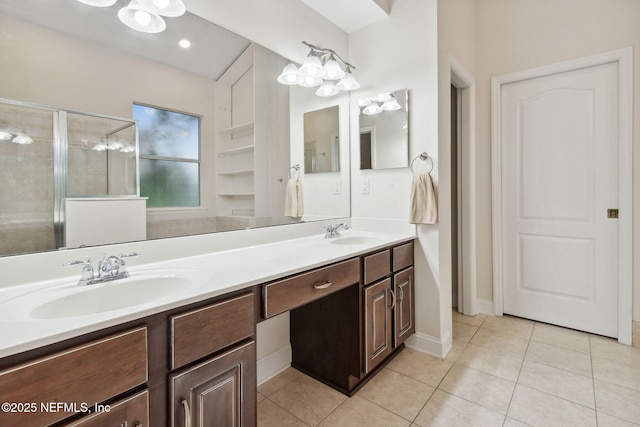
(179, 39), (191, 49)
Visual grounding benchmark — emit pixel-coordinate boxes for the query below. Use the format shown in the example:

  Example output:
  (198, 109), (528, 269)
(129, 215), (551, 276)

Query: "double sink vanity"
(0, 229), (415, 427)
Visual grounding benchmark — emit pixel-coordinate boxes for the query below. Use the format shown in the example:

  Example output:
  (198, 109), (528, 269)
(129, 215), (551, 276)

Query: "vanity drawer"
(393, 241), (414, 272)
(62, 389), (149, 427)
(0, 326), (147, 427)
(263, 258), (360, 318)
(364, 249), (391, 285)
(171, 292), (255, 370)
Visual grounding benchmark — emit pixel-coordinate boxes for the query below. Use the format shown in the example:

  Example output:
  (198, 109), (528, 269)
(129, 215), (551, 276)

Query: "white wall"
(350, 0), (442, 354)
(474, 0), (640, 322)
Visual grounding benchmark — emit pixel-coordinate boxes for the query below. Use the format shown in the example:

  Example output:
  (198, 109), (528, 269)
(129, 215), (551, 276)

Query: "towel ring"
(411, 152), (434, 173)
(288, 164), (300, 180)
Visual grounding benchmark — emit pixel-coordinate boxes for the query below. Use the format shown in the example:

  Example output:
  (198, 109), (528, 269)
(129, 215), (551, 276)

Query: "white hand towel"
(409, 172), (438, 224)
(284, 179), (303, 218)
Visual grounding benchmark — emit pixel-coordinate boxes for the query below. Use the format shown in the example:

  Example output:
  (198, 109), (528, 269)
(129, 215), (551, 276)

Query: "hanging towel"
(284, 179), (303, 218)
(409, 172), (438, 224)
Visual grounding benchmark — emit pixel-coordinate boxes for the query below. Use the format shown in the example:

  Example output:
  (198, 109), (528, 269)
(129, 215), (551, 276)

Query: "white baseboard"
(477, 299), (494, 315)
(405, 331), (452, 359)
(256, 344), (292, 386)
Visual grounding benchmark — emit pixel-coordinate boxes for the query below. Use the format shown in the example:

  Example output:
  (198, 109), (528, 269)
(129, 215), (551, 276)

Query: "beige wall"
(474, 0), (640, 321)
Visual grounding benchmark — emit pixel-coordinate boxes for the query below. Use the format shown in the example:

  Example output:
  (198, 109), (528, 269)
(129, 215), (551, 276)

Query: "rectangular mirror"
(0, 0), (351, 256)
(359, 89), (409, 170)
(304, 106), (340, 174)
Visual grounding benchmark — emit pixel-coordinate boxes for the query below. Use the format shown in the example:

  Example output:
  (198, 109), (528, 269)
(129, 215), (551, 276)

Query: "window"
(133, 103), (200, 208)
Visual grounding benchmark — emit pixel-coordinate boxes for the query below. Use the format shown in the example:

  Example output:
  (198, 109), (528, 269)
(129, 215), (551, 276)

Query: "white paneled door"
(499, 61), (620, 337)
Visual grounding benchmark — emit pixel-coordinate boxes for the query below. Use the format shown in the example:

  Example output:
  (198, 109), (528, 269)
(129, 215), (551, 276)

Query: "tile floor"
(257, 311), (640, 426)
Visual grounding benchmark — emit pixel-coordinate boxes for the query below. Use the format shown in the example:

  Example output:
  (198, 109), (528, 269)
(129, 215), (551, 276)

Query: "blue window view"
(133, 104), (200, 208)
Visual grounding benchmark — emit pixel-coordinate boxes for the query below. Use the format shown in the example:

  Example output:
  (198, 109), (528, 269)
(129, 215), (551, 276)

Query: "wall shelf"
(217, 145), (255, 156)
(218, 169), (255, 176)
(218, 122), (254, 136)
(218, 193), (255, 197)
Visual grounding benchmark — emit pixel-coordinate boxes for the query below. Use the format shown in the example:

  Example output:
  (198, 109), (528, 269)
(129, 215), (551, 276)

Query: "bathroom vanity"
(0, 232), (414, 427)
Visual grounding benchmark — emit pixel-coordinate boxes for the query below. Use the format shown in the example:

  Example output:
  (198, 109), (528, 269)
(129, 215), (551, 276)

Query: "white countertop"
(0, 230), (415, 358)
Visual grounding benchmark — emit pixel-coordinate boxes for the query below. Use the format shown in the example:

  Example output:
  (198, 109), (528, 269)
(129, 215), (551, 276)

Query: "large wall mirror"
(359, 89), (409, 170)
(0, 0), (351, 257)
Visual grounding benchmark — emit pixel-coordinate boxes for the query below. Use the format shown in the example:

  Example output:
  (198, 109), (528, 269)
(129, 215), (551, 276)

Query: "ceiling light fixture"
(136, 0), (186, 17)
(277, 41), (359, 97)
(118, 0), (166, 34)
(75, 0), (117, 7)
(179, 39), (191, 49)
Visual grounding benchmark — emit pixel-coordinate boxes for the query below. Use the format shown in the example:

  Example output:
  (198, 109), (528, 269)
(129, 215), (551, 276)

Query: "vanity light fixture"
(12, 132), (33, 145)
(277, 41), (359, 96)
(360, 92), (401, 115)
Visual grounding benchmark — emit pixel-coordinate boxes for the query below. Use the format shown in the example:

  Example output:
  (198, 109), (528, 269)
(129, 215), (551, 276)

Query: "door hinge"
(607, 209), (619, 219)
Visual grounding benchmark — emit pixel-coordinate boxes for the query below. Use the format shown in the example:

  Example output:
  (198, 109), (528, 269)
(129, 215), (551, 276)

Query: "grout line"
(501, 319), (534, 426)
(589, 334), (600, 427)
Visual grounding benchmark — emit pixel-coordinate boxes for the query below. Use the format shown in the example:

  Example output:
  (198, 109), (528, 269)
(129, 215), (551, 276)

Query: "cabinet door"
(170, 341), (256, 427)
(363, 278), (393, 374)
(394, 267), (415, 347)
(62, 390), (149, 427)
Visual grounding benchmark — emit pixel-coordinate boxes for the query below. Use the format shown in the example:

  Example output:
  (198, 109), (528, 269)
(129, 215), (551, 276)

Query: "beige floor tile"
(258, 367), (302, 397)
(508, 385), (596, 427)
(317, 395), (410, 427)
(597, 412), (640, 427)
(481, 315), (534, 338)
(633, 322), (640, 349)
(413, 390), (504, 427)
(438, 364), (515, 414)
(525, 340), (592, 377)
(531, 323), (590, 354)
(592, 355), (640, 392)
(258, 399), (309, 427)
(269, 374), (347, 426)
(445, 338), (469, 362)
(456, 343), (523, 382)
(452, 310), (487, 327)
(470, 327), (530, 359)
(387, 347), (454, 387)
(594, 379), (640, 424)
(357, 368), (435, 421)
(503, 418), (533, 427)
(452, 321), (478, 342)
(257, 392), (266, 403)
(517, 360), (594, 408)
(590, 335), (640, 364)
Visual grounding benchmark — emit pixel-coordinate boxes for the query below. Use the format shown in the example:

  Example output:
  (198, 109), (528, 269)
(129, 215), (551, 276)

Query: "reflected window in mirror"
(134, 103), (201, 208)
(358, 89), (409, 170)
(303, 106), (340, 173)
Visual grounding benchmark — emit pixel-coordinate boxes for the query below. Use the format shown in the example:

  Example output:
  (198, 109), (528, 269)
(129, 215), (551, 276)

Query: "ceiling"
(0, 0), (390, 81)
(0, 0), (251, 80)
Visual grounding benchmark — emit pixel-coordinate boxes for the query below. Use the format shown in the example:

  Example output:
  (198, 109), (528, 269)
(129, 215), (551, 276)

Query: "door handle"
(181, 399), (192, 427)
(389, 289), (396, 310)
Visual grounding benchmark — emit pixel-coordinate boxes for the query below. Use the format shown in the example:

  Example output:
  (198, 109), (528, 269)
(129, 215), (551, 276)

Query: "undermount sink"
(30, 270), (201, 319)
(328, 235), (381, 246)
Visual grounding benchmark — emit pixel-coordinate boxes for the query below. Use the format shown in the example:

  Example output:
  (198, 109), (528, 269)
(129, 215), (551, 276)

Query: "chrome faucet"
(64, 253), (140, 286)
(325, 223), (349, 239)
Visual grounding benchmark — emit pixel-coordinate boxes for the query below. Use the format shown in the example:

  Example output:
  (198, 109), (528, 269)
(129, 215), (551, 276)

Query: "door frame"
(491, 47), (633, 344)
(449, 55), (478, 316)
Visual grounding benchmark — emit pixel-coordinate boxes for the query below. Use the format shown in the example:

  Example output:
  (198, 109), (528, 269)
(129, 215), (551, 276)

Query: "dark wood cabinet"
(363, 277), (393, 373)
(170, 341), (256, 427)
(62, 390), (149, 427)
(393, 267), (415, 346)
(290, 240), (415, 396)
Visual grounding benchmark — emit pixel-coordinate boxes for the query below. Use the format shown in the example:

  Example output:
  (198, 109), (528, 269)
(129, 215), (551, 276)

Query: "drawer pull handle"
(314, 281), (333, 290)
(181, 399), (192, 427)
(389, 289), (396, 310)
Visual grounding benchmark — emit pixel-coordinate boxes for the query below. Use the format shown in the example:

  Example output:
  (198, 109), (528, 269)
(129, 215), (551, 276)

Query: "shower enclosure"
(0, 98), (139, 256)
